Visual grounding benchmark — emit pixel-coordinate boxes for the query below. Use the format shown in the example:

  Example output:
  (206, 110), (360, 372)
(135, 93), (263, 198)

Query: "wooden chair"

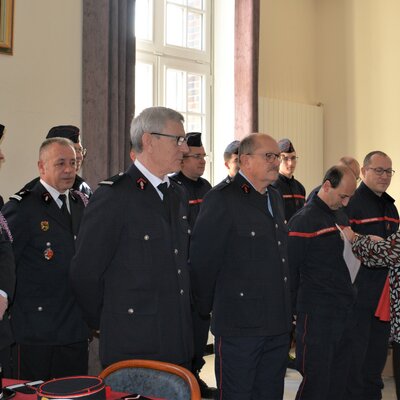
(99, 359), (201, 400)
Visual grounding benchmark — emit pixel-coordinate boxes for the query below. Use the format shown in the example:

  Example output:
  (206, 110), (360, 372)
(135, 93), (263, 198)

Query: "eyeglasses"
(281, 156), (298, 162)
(75, 147), (87, 157)
(150, 132), (187, 146)
(366, 167), (395, 177)
(247, 153), (280, 163)
(183, 154), (208, 160)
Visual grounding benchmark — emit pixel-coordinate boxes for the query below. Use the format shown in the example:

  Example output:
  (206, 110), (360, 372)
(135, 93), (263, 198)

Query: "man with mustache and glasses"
(190, 133), (291, 400)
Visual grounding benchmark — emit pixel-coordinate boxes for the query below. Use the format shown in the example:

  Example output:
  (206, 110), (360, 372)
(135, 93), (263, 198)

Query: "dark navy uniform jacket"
(0, 227), (15, 351)
(2, 182), (89, 345)
(345, 182), (399, 308)
(288, 196), (357, 315)
(170, 171), (212, 227)
(190, 173), (292, 337)
(70, 163), (194, 367)
(273, 173), (306, 222)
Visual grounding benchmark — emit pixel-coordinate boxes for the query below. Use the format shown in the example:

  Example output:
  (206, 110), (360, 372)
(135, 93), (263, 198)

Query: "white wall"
(0, 0), (82, 200)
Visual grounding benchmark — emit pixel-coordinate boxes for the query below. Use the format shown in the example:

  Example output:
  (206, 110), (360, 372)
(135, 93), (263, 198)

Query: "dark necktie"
(157, 183), (170, 221)
(59, 194), (72, 225)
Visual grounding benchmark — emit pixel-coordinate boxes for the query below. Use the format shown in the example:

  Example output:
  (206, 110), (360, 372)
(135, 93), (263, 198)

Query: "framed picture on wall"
(0, 0), (14, 55)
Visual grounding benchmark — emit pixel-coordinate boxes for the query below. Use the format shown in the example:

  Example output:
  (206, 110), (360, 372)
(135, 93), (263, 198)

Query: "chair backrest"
(98, 359), (201, 400)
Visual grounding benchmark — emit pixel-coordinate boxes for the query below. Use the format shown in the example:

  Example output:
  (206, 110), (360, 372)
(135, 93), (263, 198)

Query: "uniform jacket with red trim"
(272, 173), (306, 222)
(288, 196), (356, 315)
(170, 171), (212, 228)
(2, 182), (89, 345)
(189, 173), (292, 337)
(345, 182), (399, 308)
(70, 163), (194, 368)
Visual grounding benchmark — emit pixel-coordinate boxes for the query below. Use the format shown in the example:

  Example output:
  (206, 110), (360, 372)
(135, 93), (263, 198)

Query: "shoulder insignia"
(42, 192), (52, 203)
(71, 190), (89, 207)
(241, 183), (251, 194)
(99, 172), (125, 186)
(136, 177), (148, 190)
(0, 213), (13, 243)
(10, 189), (31, 202)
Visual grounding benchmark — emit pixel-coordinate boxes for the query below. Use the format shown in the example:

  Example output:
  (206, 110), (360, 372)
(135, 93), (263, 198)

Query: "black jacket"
(288, 196), (356, 315)
(190, 173), (292, 337)
(345, 182), (399, 308)
(2, 182), (89, 345)
(70, 164), (194, 367)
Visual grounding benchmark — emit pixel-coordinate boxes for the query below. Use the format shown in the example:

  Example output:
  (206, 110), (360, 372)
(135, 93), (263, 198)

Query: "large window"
(135, 0), (212, 179)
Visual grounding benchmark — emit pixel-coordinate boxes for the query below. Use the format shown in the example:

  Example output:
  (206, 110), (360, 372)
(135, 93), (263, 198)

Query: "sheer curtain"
(82, 0), (135, 189)
(235, 0), (260, 138)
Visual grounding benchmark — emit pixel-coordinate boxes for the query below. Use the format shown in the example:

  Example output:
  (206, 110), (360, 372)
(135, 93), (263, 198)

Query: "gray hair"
(39, 137), (74, 159)
(130, 107), (185, 153)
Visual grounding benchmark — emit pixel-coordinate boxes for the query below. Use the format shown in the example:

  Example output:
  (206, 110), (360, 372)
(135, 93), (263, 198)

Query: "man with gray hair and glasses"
(345, 150), (399, 400)
(71, 107), (195, 369)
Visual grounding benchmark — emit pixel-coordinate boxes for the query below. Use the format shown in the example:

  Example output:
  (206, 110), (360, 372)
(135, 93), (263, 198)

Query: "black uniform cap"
(46, 125), (80, 144)
(0, 124), (4, 141)
(278, 138), (295, 153)
(186, 132), (203, 147)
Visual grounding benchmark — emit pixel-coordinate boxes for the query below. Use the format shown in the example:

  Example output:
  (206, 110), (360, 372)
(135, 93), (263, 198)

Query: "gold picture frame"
(0, 0), (14, 55)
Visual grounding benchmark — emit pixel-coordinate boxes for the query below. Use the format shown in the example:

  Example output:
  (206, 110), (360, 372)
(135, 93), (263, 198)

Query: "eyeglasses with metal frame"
(183, 153), (208, 160)
(246, 152), (281, 163)
(281, 155), (298, 162)
(150, 132), (187, 146)
(366, 167), (395, 177)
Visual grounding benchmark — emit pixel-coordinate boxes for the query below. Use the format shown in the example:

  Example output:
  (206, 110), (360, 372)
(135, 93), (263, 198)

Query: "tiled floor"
(199, 354), (397, 399)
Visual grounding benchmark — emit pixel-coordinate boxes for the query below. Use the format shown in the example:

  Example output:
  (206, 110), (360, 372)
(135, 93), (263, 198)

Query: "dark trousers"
(214, 333), (289, 400)
(191, 309), (211, 373)
(345, 306), (390, 400)
(295, 311), (354, 400)
(392, 341), (400, 400)
(0, 345), (13, 377)
(13, 341), (89, 380)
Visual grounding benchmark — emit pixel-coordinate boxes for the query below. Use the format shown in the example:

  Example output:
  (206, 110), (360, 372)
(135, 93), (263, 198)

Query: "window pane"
(135, 62), (154, 116)
(186, 115), (203, 133)
(187, 12), (202, 50)
(187, 73), (203, 113)
(188, 0), (204, 10)
(165, 68), (186, 112)
(135, 0), (153, 41)
(166, 4), (185, 47)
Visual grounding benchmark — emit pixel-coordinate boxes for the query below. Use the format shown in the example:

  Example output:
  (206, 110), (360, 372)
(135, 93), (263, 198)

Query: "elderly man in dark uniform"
(190, 133), (292, 400)
(171, 131), (214, 397)
(2, 137), (89, 380)
(0, 123), (16, 377)
(273, 138), (306, 221)
(24, 125), (92, 198)
(70, 106), (194, 369)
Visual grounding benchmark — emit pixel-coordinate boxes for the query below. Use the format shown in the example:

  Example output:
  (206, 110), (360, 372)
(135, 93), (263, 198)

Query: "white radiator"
(258, 97), (324, 195)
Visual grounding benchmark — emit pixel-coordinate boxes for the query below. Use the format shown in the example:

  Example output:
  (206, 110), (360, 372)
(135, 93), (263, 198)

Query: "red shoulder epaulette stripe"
(282, 194), (306, 199)
(349, 216), (400, 225)
(289, 225), (344, 238)
(189, 199), (203, 205)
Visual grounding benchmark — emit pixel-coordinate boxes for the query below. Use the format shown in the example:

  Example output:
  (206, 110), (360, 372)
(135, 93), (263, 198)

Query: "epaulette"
(169, 176), (183, 186)
(99, 172), (125, 186)
(214, 178), (231, 191)
(10, 189), (31, 202)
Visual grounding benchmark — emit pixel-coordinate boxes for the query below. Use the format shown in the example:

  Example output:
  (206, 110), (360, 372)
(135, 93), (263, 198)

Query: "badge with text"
(136, 177), (147, 190)
(44, 242), (54, 260)
(40, 221), (49, 231)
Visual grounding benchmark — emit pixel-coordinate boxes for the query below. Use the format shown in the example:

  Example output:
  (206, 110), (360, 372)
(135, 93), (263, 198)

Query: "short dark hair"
(223, 140), (240, 162)
(322, 165), (348, 188)
(363, 151), (389, 167)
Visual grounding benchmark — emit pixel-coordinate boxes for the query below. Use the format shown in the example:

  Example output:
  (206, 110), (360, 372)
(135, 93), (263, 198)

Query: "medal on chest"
(44, 242), (54, 260)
